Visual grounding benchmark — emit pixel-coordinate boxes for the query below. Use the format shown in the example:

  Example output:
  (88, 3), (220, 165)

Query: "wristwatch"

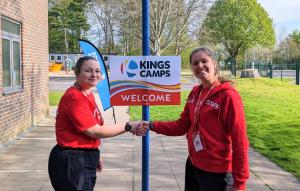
(149, 121), (154, 130)
(125, 122), (132, 132)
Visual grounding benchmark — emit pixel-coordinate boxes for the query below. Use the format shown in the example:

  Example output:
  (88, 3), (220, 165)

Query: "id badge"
(193, 134), (203, 152)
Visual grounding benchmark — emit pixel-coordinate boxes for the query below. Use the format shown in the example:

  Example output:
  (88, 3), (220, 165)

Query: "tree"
(290, 30), (300, 63)
(68, 0), (90, 52)
(283, 38), (299, 64)
(274, 30), (300, 64)
(49, 1), (70, 53)
(117, 0), (210, 55)
(290, 30), (300, 44)
(244, 46), (273, 66)
(199, 0), (275, 73)
(88, 0), (119, 53)
(49, 0), (90, 53)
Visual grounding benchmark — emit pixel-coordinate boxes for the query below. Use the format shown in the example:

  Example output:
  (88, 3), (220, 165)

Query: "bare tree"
(115, 0), (210, 55)
(87, 0), (210, 55)
(245, 46), (274, 65)
(88, 0), (119, 53)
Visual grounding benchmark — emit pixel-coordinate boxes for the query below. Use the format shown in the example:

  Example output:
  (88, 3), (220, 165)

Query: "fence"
(244, 63), (300, 85)
(218, 63), (300, 85)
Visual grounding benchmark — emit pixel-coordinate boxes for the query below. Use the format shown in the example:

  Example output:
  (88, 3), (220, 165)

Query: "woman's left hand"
(97, 156), (103, 173)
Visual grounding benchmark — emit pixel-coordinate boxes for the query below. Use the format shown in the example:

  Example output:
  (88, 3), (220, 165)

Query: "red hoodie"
(152, 82), (249, 190)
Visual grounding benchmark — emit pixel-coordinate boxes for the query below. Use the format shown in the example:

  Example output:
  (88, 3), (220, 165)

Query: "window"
(50, 54), (55, 61)
(56, 55), (62, 62)
(1, 18), (22, 94)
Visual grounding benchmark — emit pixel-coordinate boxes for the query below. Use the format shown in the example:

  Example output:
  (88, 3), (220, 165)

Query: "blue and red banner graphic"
(109, 56), (181, 106)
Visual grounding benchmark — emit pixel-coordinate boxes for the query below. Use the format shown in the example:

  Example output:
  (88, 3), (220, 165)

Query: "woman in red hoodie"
(145, 47), (249, 191)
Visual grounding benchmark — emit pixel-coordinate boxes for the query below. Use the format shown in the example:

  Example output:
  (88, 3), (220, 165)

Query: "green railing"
(218, 63), (300, 85)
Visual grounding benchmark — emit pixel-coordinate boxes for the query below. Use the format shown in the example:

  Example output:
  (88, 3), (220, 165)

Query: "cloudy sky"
(257, 0), (300, 39)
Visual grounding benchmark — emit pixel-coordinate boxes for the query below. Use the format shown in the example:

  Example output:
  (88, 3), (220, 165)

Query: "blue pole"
(142, 0), (150, 191)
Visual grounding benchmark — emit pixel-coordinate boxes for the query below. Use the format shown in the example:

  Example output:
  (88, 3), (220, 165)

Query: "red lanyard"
(192, 82), (218, 132)
(74, 82), (89, 97)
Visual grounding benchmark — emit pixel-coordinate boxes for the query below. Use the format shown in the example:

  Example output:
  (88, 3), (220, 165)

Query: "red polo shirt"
(55, 87), (103, 149)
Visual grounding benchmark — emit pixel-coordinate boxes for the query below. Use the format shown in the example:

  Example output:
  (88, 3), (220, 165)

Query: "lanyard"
(74, 82), (89, 97)
(192, 82), (218, 133)
(73, 83), (104, 124)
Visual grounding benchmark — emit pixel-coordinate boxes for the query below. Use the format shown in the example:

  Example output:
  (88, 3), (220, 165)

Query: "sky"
(257, 0), (300, 40)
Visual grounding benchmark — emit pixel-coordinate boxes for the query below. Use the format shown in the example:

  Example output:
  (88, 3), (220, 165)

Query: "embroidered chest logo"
(206, 100), (219, 109)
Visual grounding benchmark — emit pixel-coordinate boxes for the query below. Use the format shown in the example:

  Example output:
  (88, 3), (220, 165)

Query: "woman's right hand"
(129, 121), (149, 136)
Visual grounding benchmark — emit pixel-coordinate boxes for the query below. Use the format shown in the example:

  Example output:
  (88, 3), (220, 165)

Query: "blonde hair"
(189, 47), (234, 85)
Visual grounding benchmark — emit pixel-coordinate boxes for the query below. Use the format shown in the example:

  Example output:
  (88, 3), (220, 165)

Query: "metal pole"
(269, 64), (273, 79)
(296, 64), (299, 85)
(142, 0), (150, 191)
(281, 63), (283, 81)
(234, 59), (237, 77)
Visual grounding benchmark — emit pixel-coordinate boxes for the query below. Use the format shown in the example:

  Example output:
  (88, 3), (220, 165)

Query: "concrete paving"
(0, 71), (299, 190)
(0, 102), (300, 191)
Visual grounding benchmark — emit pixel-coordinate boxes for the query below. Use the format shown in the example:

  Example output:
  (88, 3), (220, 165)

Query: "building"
(49, 53), (82, 71)
(0, 0), (48, 146)
(49, 52), (118, 70)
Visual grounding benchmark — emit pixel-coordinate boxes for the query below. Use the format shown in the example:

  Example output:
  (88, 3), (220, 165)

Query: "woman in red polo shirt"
(48, 56), (146, 191)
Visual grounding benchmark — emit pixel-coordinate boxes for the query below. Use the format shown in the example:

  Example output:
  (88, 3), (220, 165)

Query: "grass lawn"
(238, 78), (300, 179)
(129, 78), (300, 179)
(49, 91), (64, 106)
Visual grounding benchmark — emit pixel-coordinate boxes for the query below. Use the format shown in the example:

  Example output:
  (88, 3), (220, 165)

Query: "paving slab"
(0, 105), (300, 190)
(249, 148), (300, 191)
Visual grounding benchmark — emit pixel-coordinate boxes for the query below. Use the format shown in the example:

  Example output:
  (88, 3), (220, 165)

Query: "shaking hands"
(127, 121), (150, 136)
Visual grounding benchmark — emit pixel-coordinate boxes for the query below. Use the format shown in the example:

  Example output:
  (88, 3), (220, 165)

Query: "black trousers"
(185, 157), (227, 191)
(48, 145), (100, 191)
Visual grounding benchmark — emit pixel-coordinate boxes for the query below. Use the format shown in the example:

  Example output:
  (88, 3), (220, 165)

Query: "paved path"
(0, 100), (300, 190)
(2, 72), (300, 190)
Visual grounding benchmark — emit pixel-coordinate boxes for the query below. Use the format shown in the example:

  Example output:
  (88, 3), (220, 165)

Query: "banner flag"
(79, 39), (111, 111)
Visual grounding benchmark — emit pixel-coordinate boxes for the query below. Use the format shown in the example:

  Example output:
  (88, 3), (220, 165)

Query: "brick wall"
(0, 0), (49, 146)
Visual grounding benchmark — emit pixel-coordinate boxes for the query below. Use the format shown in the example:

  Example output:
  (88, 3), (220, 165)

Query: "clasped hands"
(127, 121), (150, 136)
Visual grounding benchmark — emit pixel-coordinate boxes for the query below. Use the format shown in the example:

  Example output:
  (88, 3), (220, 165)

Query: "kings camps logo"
(120, 60), (138, 77)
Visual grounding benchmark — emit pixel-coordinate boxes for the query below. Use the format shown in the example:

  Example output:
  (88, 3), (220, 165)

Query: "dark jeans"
(185, 157), (227, 191)
(48, 145), (100, 191)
